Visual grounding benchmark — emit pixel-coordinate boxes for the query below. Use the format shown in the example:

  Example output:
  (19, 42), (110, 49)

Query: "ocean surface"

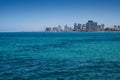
(0, 32), (120, 80)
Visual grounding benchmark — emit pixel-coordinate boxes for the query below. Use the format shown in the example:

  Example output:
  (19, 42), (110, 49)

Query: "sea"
(0, 32), (120, 80)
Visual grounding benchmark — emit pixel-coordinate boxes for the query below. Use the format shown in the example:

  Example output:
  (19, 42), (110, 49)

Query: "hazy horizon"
(0, 0), (120, 32)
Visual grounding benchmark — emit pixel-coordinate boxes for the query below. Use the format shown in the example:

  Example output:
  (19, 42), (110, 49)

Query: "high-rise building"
(74, 23), (78, 31)
(101, 24), (104, 31)
(114, 25), (117, 29)
(118, 25), (120, 28)
(64, 25), (69, 32)
(118, 25), (120, 30)
(98, 25), (101, 31)
(74, 23), (82, 31)
(86, 20), (94, 31)
(53, 27), (58, 32)
(45, 27), (52, 32)
(78, 23), (81, 31)
(93, 22), (98, 31)
(64, 25), (72, 32)
(58, 25), (62, 32)
(81, 24), (86, 31)
(113, 25), (117, 30)
(86, 20), (102, 31)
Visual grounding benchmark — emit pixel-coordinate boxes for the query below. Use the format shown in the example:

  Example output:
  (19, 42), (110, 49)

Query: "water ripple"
(1, 59), (120, 80)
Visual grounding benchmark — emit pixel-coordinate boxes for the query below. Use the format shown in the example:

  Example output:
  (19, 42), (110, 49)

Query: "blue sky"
(0, 0), (120, 32)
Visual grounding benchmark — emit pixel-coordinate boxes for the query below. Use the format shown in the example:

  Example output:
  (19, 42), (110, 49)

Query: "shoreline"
(0, 31), (120, 33)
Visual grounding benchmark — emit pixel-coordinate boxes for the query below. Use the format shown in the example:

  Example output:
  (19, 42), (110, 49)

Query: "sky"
(0, 0), (120, 32)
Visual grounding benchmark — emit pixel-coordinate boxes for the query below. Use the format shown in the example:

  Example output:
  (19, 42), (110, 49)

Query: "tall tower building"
(101, 24), (105, 31)
(45, 27), (51, 32)
(64, 25), (69, 32)
(82, 24), (86, 31)
(78, 23), (81, 31)
(53, 27), (58, 32)
(93, 22), (98, 31)
(86, 20), (94, 31)
(74, 23), (78, 31)
(58, 25), (62, 32)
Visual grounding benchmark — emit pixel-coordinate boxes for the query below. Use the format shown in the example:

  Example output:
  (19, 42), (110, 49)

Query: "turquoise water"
(0, 32), (120, 80)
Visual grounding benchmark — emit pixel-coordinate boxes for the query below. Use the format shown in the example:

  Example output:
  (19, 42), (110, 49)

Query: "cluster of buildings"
(45, 20), (120, 32)
(105, 25), (120, 31)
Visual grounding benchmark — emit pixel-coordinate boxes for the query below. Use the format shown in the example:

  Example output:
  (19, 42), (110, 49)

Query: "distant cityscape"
(45, 20), (120, 32)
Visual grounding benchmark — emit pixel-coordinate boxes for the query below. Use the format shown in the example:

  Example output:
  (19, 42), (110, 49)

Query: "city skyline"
(45, 20), (120, 32)
(0, 0), (120, 32)
(45, 20), (105, 32)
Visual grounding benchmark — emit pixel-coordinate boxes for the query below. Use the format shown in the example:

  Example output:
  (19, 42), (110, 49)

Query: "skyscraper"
(93, 22), (98, 31)
(101, 24), (105, 31)
(58, 25), (62, 32)
(45, 27), (52, 32)
(53, 27), (58, 32)
(118, 25), (120, 30)
(82, 24), (86, 31)
(118, 25), (120, 28)
(64, 25), (69, 32)
(74, 23), (78, 31)
(78, 23), (81, 31)
(86, 20), (93, 31)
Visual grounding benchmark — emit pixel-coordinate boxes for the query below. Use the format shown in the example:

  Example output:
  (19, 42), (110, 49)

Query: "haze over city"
(0, 0), (120, 32)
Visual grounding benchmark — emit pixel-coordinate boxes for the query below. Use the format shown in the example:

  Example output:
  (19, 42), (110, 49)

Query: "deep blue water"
(0, 32), (120, 80)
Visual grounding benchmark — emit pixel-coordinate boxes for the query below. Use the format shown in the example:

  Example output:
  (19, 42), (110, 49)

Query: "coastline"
(0, 31), (120, 33)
